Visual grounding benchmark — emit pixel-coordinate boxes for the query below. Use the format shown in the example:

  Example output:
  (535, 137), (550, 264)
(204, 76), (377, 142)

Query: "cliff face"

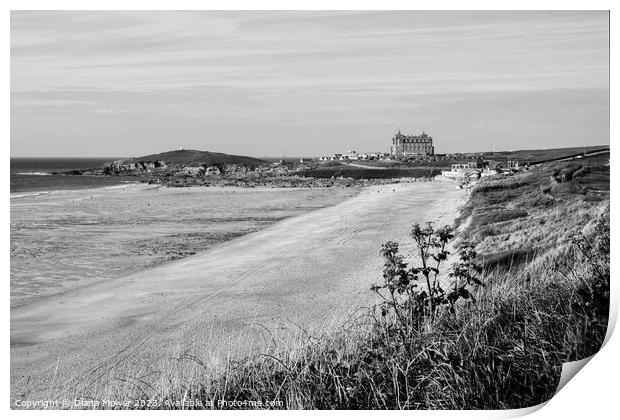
(103, 159), (168, 174)
(98, 160), (256, 177)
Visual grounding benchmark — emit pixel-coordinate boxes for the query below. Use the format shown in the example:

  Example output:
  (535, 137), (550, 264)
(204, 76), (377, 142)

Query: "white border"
(4, 2), (616, 419)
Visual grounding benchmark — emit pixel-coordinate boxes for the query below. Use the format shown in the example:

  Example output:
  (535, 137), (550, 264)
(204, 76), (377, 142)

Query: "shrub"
(371, 223), (483, 332)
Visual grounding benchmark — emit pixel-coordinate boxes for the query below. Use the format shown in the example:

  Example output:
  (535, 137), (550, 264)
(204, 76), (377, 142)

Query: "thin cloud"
(10, 11), (609, 157)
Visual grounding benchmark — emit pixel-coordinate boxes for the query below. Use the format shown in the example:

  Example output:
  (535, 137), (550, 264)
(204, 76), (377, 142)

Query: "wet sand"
(11, 182), (465, 402)
(11, 184), (358, 307)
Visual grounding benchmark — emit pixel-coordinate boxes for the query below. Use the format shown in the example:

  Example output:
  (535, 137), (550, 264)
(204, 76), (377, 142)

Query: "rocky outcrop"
(94, 159), (263, 178)
(103, 159), (167, 174)
(178, 166), (206, 176)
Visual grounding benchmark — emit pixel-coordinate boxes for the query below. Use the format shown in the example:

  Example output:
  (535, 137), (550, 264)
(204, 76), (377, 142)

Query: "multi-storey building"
(391, 130), (434, 156)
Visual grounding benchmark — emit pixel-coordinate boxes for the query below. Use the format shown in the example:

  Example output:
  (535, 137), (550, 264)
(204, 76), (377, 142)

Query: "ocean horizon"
(10, 157), (134, 193)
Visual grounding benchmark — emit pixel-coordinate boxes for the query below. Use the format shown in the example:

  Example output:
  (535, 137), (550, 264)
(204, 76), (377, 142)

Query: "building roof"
(393, 131), (433, 141)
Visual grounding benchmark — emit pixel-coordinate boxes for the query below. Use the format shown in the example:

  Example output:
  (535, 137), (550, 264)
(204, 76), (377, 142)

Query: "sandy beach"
(10, 184), (358, 307)
(11, 182), (465, 402)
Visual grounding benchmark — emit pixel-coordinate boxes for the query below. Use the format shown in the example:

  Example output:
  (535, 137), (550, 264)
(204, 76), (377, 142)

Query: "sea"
(10, 158), (140, 194)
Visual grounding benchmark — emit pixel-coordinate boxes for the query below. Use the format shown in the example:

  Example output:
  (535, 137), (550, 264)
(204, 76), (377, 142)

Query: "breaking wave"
(16, 172), (51, 176)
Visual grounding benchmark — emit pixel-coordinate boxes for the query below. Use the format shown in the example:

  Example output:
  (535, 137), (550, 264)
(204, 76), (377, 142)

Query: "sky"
(10, 11), (610, 157)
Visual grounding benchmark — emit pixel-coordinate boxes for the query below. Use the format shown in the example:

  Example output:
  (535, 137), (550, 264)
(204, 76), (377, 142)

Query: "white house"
(441, 167), (481, 181)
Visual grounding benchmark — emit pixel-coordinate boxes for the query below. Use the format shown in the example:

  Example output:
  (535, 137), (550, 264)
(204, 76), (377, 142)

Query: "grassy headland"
(56, 145), (609, 188)
(95, 154), (609, 410)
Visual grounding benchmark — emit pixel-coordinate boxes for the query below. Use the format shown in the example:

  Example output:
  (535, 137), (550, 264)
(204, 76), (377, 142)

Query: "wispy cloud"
(10, 11), (609, 157)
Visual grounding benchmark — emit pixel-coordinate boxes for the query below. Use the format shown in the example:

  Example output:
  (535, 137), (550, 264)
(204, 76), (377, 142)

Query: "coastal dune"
(11, 183), (464, 402)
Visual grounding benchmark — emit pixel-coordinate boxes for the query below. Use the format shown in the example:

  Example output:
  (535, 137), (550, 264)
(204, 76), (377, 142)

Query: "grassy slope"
(477, 145), (609, 163)
(135, 149), (267, 167)
(98, 156), (609, 409)
(456, 154), (610, 270)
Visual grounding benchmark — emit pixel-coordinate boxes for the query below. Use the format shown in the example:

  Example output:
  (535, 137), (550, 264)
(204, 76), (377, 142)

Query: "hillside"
(135, 149), (267, 167)
(456, 153), (609, 270)
(476, 145), (609, 164)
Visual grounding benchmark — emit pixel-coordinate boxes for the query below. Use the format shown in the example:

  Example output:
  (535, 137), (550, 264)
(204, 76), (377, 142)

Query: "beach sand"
(10, 182), (465, 402)
(10, 184), (358, 307)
